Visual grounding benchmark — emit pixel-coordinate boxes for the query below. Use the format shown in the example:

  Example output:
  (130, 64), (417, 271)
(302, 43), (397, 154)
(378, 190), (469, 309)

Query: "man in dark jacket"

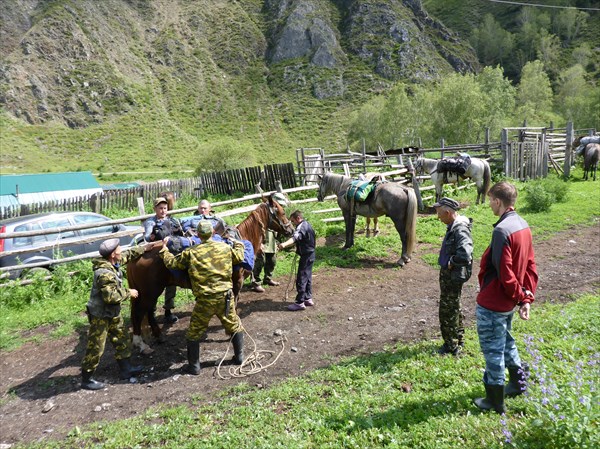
(143, 196), (182, 323)
(433, 197), (473, 356)
(81, 238), (147, 390)
(278, 210), (316, 311)
(474, 181), (538, 414)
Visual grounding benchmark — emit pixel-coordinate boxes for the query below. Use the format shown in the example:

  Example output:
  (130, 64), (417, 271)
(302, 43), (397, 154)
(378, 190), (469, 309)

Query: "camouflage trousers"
(252, 252), (276, 284)
(187, 291), (242, 341)
(82, 315), (132, 373)
(439, 269), (465, 351)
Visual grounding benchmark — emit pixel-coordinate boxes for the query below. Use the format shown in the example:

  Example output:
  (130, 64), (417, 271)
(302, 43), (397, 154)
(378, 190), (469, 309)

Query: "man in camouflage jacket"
(81, 238), (146, 390)
(160, 220), (246, 375)
(433, 197), (473, 356)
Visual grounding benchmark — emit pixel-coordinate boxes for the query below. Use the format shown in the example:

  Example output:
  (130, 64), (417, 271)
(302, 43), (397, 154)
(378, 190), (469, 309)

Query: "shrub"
(523, 181), (554, 212)
(541, 176), (569, 203)
(193, 137), (256, 173)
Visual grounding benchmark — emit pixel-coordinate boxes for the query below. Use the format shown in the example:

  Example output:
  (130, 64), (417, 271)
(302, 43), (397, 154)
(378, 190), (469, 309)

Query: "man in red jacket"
(474, 181), (538, 414)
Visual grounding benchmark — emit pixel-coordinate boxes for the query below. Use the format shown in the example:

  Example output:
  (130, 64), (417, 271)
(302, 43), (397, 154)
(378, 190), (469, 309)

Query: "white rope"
(215, 328), (288, 379)
(283, 252), (298, 303)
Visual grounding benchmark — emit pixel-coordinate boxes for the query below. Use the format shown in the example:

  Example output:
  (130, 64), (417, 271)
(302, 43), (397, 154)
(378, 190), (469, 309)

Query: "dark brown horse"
(583, 143), (599, 181)
(127, 195), (294, 354)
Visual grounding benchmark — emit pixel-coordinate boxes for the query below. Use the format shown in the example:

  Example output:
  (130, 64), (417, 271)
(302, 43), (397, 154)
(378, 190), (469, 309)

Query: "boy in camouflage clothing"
(160, 220), (246, 375)
(433, 197), (473, 356)
(81, 238), (147, 390)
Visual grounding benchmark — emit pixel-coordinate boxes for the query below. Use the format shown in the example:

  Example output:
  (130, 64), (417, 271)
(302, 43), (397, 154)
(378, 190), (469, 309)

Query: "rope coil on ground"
(215, 328), (288, 379)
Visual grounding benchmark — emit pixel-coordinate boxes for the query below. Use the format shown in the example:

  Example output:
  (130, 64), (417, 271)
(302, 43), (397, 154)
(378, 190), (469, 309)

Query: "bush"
(523, 176), (569, 212)
(542, 176), (569, 203)
(193, 137), (256, 173)
(524, 181), (554, 212)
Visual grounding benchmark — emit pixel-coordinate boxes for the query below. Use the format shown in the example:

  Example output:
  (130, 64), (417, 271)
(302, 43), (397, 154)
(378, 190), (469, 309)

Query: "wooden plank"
(322, 217), (345, 223)
(313, 208), (341, 214)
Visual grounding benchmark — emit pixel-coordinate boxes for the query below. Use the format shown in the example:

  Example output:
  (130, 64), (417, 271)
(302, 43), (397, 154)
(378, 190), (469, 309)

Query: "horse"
(317, 172), (417, 266)
(414, 154), (491, 204)
(582, 143), (599, 181)
(126, 196), (294, 354)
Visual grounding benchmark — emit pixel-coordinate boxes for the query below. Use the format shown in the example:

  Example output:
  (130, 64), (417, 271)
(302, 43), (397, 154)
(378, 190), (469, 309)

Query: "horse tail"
(405, 187), (418, 257)
(482, 160), (491, 197)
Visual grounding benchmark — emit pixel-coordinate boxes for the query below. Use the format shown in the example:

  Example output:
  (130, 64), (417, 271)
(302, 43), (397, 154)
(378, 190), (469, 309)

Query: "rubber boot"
(117, 358), (144, 380)
(81, 370), (105, 390)
(505, 363), (529, 398)
(184, 340), (201, 375)
(232, 332), (244, 365)
(474, 384), (506, 414)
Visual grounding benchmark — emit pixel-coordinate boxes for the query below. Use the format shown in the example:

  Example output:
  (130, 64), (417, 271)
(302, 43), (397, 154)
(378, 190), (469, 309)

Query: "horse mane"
(236, 202), (268, 255)
(159, 191), (176, 211)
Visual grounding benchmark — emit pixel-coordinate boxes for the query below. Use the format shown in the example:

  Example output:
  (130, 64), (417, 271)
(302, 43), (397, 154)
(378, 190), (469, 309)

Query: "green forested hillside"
(0, 0), (597, 181)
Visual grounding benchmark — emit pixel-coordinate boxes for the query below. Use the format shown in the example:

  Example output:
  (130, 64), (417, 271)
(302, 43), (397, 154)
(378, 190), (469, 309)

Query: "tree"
(422, 73), (486, 145)
(470, 14), (515, 67)
(516, 60), (554, 123)
(536, 30), (561, 77)
(347, 96), (386, 152)
(193, 137), (256, 174)
(475, 66), (517, 136)
(556, 64), (600, 129)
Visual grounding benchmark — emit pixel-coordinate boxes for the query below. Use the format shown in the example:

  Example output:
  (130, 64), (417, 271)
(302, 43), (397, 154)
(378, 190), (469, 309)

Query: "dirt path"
(1, 223), (598, 445)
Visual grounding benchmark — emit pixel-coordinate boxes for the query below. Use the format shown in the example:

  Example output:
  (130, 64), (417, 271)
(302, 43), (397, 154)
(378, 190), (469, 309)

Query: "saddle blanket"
(346, 180), (377, 202)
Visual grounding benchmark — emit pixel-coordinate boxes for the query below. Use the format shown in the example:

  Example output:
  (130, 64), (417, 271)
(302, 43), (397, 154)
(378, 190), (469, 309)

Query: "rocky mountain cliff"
(0, 0), (478, 173)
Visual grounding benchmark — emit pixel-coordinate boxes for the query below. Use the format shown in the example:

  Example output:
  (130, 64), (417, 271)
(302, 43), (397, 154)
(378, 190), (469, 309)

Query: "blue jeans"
(476, 304), (522, 386)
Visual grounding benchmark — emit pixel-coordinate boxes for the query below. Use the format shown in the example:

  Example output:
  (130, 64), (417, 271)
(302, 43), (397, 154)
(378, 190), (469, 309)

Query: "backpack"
(346, 180), (377, 202)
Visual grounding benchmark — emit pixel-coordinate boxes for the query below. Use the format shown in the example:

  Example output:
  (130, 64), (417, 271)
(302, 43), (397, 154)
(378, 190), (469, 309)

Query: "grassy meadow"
(0, 174), (598, 448)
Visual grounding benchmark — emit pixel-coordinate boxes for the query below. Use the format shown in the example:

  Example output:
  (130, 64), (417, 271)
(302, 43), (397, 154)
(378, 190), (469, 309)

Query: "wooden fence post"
(501, 128), (509, 177)
(564, 121), (574, 178)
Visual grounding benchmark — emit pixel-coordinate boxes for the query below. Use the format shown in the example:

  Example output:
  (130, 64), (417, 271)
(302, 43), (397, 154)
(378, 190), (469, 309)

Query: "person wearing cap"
(474, 181), (538, 414)
(143, 196), (183, 324)
(251, 192), (289, 293)
(277, 210), (316, 311)
(159, 220), (246, 375)
(81, 238), (148, 390)
(433, 197), (473, 357)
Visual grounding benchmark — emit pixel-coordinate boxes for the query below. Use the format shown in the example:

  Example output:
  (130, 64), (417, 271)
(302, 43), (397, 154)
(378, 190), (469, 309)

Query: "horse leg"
(343, 212), (356, 249)
(131, 303), (155, 355)
(365, 217), (371, 237)
(373, 217), (380, 236)
(149, 308), (164, 344)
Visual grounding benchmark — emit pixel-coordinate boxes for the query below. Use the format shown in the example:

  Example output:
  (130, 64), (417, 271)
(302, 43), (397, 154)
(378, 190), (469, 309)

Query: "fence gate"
(505, 138), (548, 181)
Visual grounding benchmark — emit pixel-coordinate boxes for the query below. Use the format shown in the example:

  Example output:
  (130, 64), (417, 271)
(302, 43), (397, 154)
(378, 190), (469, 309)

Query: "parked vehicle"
(0, 212), (142, 279)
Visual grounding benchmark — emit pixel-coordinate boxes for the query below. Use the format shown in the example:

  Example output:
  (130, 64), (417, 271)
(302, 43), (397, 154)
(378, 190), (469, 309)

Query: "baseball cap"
(99, 238), (120, 257)
(153, 197), (168, 207)
(197, 220), (214, 238)
(432, 197), (460, 210)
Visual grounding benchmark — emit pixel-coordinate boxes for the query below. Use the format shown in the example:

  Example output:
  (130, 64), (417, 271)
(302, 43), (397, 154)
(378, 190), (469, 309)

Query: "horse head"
(317, 173), (329, 202)
(159, 191), (176, 211)
(413, 155), (424, 175)
(265, 197), (294, 237)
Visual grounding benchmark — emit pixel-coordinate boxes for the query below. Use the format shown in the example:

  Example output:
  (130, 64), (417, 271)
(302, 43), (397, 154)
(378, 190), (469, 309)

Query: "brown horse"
(127, 195), (294, 354)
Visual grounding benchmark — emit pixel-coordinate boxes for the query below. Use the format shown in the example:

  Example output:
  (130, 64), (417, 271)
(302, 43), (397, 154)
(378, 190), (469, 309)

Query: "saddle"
(437, 156), (472, 184)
